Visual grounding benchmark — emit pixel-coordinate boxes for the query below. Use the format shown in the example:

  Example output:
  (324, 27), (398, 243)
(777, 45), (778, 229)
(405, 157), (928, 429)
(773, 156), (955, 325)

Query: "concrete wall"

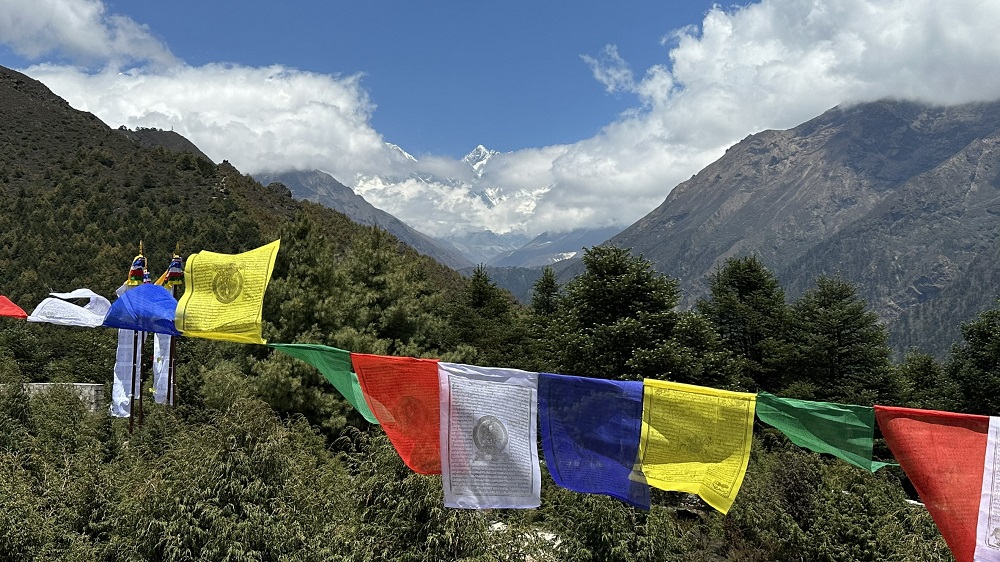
(19, 383), (105, 413)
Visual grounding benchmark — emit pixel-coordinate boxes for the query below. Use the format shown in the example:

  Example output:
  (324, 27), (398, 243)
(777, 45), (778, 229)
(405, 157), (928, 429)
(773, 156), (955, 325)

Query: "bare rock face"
(609, 99), (1000, 356)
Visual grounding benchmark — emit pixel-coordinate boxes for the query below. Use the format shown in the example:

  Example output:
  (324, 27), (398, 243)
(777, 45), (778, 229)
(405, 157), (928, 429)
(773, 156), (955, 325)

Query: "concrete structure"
(13, 383), (105, 412)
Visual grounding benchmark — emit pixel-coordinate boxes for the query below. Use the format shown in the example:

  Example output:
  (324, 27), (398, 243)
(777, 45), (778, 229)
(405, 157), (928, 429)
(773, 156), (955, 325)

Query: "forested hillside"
(2, 64), (996, 560)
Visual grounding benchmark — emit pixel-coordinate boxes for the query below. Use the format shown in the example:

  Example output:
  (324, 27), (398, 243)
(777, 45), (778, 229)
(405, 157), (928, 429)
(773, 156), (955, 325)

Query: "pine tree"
(696, 256), (793, 391)
(946, 305), (1000, 415)
(788, 276), (895, 404)
(543, 246), (737, 386)
(530, 266), (559, 316)
(444, 265), (526, 367)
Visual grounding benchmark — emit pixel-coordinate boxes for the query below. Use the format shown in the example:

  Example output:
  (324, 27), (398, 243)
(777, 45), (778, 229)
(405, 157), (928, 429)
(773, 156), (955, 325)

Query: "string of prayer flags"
(639, 379), (756, 514)
(438, 362), (541, 509)
(102, 284), (182, 336)
(875, 406), (995, 562)
(352, 353), (441, 474)
(269, 343), (378, 424)
(0, 295), (26, 319)
(755, 392), (894, 472)
(174, 240), (280, 345)
(538, 373), (650, 509)
(27, 289), (111, 328)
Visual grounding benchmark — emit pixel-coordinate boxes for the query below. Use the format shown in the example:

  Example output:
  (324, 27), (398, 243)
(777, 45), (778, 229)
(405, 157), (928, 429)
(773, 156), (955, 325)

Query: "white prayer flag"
(976, 417), (1000, 561)
(111, 329), (144, 417)
(152, 333), (173, 405)
(26, 288), (111, 328)
(48, 289), (112, 316)
(438, 362), (540, 509)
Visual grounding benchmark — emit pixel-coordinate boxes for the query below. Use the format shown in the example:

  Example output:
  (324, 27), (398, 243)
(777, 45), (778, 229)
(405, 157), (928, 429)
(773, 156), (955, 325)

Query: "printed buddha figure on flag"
(472, 414), (509, 463)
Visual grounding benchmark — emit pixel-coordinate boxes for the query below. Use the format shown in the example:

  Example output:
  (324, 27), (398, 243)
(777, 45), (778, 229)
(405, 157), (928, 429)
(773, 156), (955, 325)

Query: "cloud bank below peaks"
(8, 0), (1000, 239)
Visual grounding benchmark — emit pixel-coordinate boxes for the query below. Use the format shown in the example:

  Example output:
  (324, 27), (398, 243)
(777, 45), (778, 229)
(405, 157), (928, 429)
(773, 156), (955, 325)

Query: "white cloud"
(26, 63), (391, 180)
(581, 45), (636, 95)
(7, 0), (1000, 240)
(0, 0), (176, 68)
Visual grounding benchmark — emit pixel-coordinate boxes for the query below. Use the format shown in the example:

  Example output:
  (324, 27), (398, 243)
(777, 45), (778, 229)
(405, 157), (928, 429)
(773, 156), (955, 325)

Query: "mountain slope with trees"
(603, 99), (1000, 356)
(254, 169), (473, 270)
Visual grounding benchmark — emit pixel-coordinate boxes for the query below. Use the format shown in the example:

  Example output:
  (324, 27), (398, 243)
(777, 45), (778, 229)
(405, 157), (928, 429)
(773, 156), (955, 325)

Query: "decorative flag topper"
(127, 241), (147, 286)
(154, 244), (185, 289)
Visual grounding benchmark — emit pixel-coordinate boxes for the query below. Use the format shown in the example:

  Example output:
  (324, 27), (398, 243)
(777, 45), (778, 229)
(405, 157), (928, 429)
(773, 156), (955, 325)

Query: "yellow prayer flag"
(174, 240), (280, 345)
(639, 379), (756, 514)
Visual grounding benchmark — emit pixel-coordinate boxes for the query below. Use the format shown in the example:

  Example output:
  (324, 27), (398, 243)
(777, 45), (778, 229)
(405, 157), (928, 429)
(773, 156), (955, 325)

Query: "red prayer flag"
(875, 405), (989, 562)
(0, 295), (27, 320)
(351, 353), (441, 474)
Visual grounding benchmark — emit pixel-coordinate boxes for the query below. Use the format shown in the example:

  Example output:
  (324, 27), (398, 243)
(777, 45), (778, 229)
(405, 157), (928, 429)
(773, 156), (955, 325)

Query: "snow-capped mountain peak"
(386, 142), (418, 163)
(461, 144), (500, 177)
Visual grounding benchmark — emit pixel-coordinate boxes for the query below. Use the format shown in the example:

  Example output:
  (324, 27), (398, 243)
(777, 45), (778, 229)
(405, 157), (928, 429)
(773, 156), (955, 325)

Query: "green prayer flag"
(755, 392), (893, 472)
(268, 343), (378, 424)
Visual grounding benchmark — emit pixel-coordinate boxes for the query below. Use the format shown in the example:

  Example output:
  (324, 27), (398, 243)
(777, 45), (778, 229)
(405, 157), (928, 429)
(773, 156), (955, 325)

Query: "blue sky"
(3, 0), (1000, 239)
(91, 1), (716, 158)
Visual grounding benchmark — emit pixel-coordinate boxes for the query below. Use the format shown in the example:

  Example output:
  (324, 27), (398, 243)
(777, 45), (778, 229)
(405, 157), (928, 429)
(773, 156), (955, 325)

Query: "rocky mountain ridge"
(604, 99), (1000, 356)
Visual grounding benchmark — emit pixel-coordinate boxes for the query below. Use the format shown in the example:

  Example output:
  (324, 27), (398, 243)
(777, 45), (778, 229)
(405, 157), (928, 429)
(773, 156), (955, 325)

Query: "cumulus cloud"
(0, 0), (176, 68)
(435, 0), (1000, 236)
(7, 0), (1000, 240)
(27, 63), (392, 179)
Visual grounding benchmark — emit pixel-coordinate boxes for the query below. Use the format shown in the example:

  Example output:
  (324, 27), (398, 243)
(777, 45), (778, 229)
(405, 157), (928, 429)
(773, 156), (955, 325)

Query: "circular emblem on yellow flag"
(212, 264), (244, 304)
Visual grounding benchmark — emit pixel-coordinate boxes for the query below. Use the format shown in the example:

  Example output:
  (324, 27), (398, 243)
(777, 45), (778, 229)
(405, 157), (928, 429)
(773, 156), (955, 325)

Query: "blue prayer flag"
(538, 373), (650, 509)
(102, 284), (181, 336)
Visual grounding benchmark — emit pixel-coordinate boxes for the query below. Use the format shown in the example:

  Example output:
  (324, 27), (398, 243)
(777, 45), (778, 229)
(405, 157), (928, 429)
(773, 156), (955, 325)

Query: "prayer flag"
(875, 405), (1000, 562)
(351, 353), (441, 474)
(152, 333), (172, 405)
(269, 343), (378, 424)
(0, 295), (26, 319)
(111, 327), (144, 417)
(756, 392), (893, 472)
(27, 289), (111, 328)
(538, 373), (650, 509)
(49, 289), (111, 316)
(439, 362), (540, 509)
(639, 379), (756, 514)
(174, 240), (280, 345)
(102, 284), (182, 335)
